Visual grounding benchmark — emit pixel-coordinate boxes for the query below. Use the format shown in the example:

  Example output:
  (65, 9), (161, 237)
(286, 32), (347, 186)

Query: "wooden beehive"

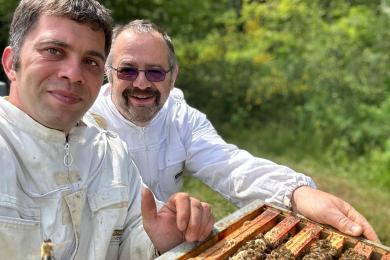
(157, 200), (390, 260)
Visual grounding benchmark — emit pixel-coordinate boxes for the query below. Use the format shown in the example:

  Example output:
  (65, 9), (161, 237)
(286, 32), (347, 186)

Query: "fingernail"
(350, 225), (361, 234)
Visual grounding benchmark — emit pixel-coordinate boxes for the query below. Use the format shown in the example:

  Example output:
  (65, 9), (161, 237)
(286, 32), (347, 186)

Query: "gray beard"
(122, 87), (162, 124)
(126, 104), (162, 125)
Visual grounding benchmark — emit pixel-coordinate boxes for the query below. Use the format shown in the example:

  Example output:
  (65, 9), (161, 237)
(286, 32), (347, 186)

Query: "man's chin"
(128, 107), (159, 125)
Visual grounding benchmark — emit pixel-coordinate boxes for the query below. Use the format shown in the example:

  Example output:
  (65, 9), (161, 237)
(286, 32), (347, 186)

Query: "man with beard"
(89, 19), (379, 242)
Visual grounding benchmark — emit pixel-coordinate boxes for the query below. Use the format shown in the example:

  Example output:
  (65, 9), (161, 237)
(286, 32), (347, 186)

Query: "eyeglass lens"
(117, 67), (167, 82)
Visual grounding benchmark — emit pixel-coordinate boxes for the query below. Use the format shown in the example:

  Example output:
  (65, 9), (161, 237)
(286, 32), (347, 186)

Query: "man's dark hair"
(9, 0), (113, 70)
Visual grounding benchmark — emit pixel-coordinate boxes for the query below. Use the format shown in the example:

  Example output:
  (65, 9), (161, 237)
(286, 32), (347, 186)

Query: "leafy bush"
(177, 0), (389, 169)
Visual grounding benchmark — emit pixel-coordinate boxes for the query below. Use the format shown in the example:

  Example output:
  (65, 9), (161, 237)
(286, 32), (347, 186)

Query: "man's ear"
(2, 46), (17, 82)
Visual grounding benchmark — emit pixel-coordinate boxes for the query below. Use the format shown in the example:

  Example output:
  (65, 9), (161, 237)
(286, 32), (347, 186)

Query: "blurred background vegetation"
(0, 0), (388, 244)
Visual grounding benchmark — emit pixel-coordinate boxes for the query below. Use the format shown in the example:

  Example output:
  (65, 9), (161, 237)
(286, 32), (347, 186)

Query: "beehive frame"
(157, 200), (390, 260)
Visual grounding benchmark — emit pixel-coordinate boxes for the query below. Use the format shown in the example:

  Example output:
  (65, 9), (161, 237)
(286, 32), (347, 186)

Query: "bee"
(41, 239), (55, 260)
(301, 239), (338, 260)
(339, 248), (366, 260)
(230, 234), (270, 260)
(265, 245), (294, 260)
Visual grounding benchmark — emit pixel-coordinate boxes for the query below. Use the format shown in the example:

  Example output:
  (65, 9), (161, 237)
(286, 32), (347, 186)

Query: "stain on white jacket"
(0, 97), (156, 260)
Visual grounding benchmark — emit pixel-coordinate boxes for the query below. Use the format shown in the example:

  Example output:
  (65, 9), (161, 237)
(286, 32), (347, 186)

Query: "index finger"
(168, 192), (191, 232)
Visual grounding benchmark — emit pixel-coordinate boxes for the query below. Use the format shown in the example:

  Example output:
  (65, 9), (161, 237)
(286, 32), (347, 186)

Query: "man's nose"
(132, 70), (152, 90)
(57, 59), (85, 85)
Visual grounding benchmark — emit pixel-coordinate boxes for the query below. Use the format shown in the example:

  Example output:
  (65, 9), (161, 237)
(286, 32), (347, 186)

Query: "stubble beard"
(122, 87), (162, 125)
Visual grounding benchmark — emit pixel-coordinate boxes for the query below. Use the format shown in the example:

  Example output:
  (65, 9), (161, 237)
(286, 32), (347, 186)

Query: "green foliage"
(0, 0), (18, 82)
(101, 0), (230, 41)
(182, 175), (237, 221)
(176, 0), (389, 168)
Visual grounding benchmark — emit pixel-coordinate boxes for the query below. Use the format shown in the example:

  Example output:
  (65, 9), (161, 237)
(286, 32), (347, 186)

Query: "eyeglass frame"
(109, 65), (173, 82)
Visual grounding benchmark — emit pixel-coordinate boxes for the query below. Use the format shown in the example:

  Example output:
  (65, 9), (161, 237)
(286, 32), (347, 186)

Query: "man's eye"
(46, 48), (61, 55)
(85, 58), (98, 67)
(120, 67), (138, 74)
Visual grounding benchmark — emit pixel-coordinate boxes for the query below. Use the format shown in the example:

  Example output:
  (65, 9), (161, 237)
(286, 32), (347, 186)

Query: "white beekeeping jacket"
(0, 97), (156, 260)
(90, 84), (316, 208)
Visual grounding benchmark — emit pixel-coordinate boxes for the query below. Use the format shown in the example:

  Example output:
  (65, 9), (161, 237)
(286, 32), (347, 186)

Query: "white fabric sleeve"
(182, 106), (316, 209)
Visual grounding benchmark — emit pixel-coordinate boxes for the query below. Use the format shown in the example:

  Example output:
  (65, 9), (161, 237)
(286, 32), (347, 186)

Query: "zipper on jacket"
(64, 135), (73, 171)
(63, 136), (79, 260)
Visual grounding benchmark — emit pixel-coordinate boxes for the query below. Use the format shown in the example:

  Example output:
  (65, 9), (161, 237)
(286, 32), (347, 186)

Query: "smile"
(49, 90), (81, 105)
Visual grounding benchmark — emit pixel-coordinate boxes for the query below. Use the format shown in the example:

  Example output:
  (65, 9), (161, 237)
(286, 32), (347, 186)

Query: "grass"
(182, 175), (237, 220)
(181, 136), (390, 246)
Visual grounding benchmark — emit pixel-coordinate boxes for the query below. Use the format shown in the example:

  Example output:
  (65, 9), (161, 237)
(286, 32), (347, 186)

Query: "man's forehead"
(114, 31), (168, 60)
(116, 30), (165, 47)
(27, 15), (106, 57)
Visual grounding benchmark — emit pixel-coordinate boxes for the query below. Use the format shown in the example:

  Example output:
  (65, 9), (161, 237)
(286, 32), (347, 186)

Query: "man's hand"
(141, 187), (215, 254)
(292, 186), (379, 242)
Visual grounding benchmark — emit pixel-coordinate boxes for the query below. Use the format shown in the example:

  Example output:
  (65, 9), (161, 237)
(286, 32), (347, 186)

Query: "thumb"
(141, 187), (157, 227)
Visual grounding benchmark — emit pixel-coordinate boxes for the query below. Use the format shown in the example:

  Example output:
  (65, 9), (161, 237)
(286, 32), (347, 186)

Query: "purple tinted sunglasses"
(110, 65), (173, 82)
